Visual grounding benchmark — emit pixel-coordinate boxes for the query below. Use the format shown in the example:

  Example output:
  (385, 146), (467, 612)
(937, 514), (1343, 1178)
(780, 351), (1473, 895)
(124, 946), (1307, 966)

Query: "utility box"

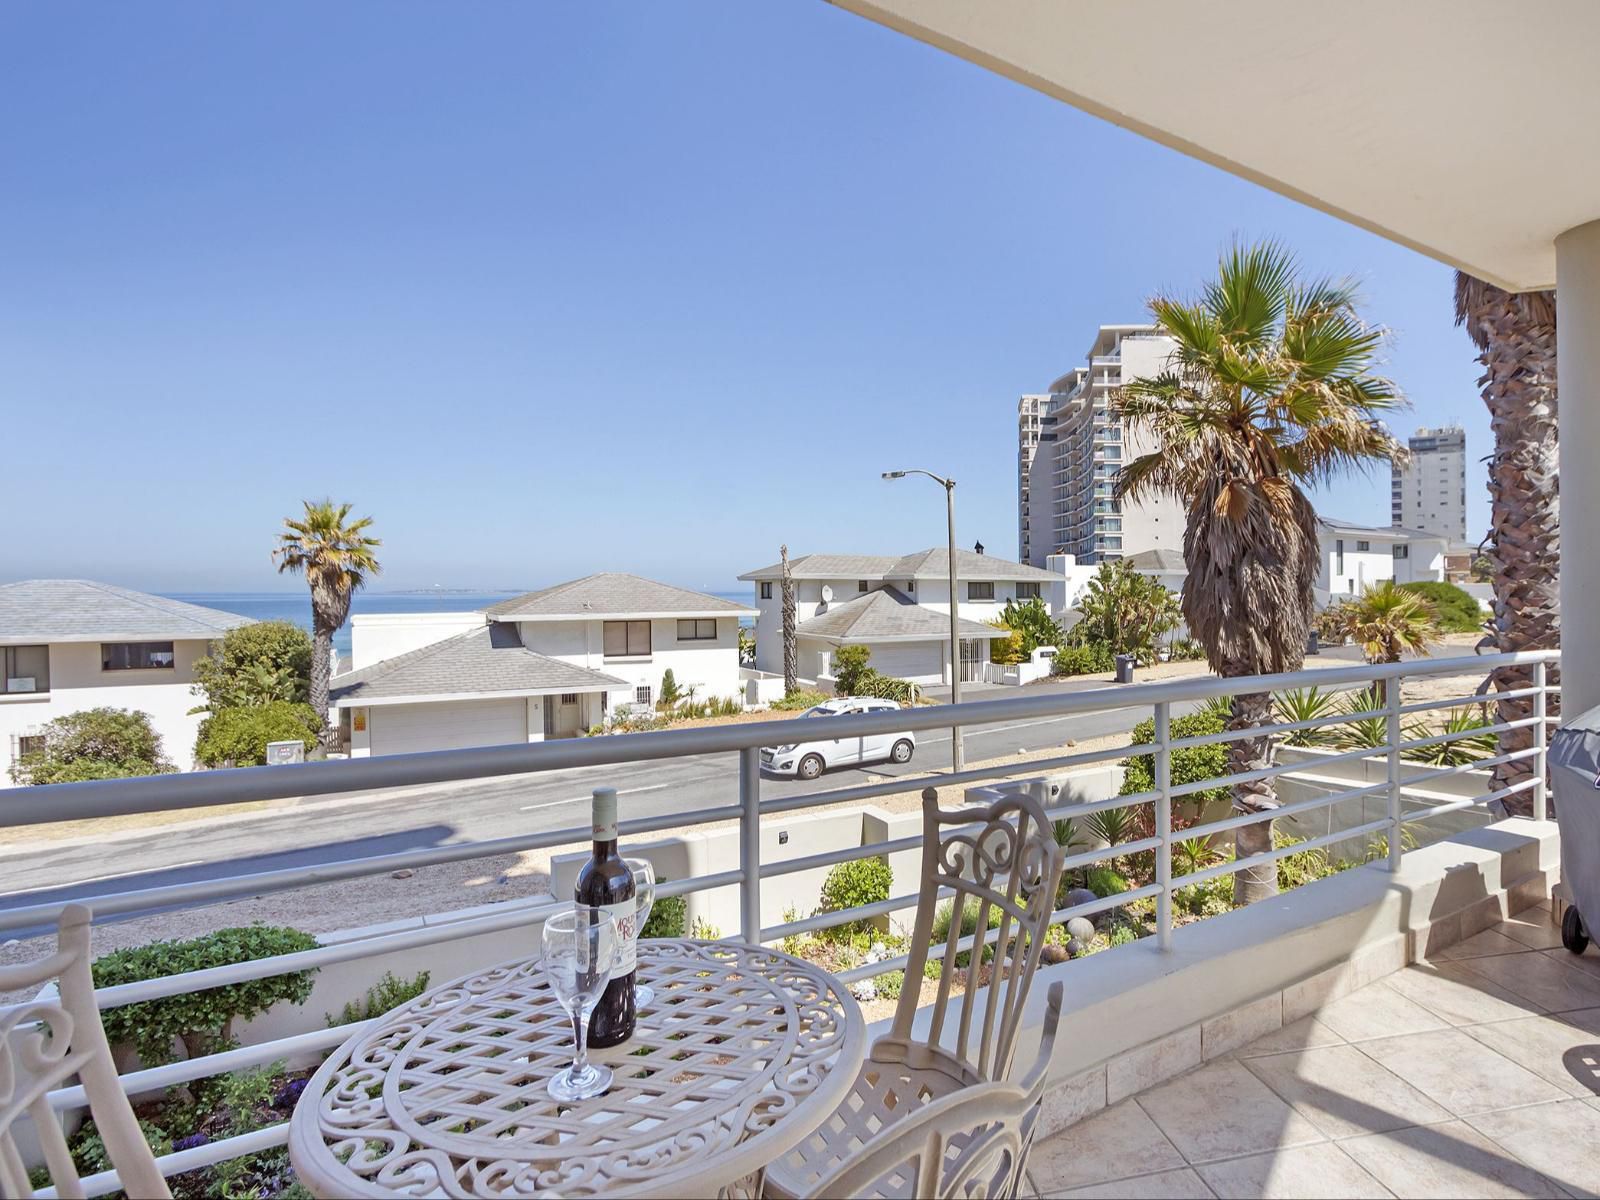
(265, 740), (306, 766)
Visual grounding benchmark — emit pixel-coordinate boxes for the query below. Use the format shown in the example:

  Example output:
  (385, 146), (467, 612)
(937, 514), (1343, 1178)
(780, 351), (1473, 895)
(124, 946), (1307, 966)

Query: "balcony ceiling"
(830, 0), (1600, 291)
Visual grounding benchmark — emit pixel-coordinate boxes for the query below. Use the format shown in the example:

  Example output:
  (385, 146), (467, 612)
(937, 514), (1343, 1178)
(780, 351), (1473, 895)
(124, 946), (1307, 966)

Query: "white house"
(332, 574), (756, 757)
(1316, 519), (1448, 603)
(0, 580), (252, 780)
(737, 549), (1075, 686)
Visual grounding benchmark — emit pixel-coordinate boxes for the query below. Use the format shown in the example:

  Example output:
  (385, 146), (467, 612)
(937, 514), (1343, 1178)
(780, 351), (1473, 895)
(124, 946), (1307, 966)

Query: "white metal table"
(289, 938), (866, 1198)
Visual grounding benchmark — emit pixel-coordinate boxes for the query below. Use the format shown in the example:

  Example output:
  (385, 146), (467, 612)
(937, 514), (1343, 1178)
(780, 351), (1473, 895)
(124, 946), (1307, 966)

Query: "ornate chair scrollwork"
(0, 905), (170, 1199)
(765, 788), (1067, 1199)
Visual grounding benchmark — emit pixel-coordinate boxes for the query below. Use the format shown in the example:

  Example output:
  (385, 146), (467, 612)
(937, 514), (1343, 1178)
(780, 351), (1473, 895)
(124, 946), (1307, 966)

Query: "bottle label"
(583, 899), (637, 975)
(592, 788), (618, 841)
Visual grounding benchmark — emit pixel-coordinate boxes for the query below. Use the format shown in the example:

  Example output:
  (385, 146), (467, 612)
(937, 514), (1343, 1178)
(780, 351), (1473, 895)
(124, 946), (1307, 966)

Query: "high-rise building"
(1019, 325), (1187, 568)
(1390, 425), (1468, 543)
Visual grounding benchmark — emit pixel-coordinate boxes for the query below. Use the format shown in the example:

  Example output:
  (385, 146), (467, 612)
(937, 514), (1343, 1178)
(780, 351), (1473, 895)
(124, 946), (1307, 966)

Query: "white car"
(760, 697), (916, 780)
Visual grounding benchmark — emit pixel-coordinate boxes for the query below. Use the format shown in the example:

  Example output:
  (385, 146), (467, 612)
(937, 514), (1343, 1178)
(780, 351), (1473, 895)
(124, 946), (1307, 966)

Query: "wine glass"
(622, 857), (658, 1008)
(541, 907), (619, 1101)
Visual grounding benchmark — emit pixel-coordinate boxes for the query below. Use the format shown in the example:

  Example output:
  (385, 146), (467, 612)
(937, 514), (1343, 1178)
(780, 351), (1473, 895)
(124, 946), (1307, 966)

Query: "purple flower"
(172, 1133), (209, 1152)
(273, 1078), (308, 1109)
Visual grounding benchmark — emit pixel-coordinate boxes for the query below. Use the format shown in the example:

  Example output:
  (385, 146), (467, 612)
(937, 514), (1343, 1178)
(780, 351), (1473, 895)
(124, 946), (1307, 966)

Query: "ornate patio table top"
(289, 938), (867, 1198)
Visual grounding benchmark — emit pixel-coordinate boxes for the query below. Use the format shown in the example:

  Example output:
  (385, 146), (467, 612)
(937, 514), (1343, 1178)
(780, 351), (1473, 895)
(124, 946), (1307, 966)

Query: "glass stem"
(573, 1009), (592, 1075)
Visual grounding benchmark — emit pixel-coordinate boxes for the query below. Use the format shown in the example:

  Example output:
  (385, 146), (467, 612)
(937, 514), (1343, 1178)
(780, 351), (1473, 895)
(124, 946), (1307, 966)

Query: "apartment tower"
(1018, 325), (1187, 567)
(1390, 425), (1468, 543)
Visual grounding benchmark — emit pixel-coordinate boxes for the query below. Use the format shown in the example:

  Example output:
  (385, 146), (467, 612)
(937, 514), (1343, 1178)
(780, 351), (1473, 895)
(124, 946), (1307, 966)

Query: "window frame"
(759, 582), (773, 600)
(966, 581), (995, 601)
(3, 645), (50, 694)
(602, 620), (652, 659)
(100, 641), (176, 672)
(1015, 581), (1041, 600)
(676, 618), (717, 642)
(857, 579), (869, 593)
(1355, 540), (1371, 552)
(634, 685), (653, 706)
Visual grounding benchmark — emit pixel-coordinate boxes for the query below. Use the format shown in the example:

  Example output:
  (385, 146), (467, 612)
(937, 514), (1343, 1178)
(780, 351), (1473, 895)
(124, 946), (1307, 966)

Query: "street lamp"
(882, 469), (965, 771)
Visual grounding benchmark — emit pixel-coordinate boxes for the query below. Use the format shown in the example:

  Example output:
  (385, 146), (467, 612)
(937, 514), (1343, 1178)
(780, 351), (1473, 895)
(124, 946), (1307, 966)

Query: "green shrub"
(329, 970), (431, 1027)
(1274, 832), (1340, 890)
(1106, 923), (1140, 948)
(855, 669), (915, 703)
(1174, 872), (1234, 916)
(11, 707), (174, 786)
(1398, 581), (1483, 634)
(773, 688), (830, 711)
(1121, 711), (1230, 813)
(92, 926), (319, 1066)
(833, 644), (873, 694)
(194, 700), (321, 767)
(929, 897), (1004, 967)
(816, 856), (892, 938)
(1051, 643), (1114, 676)
(642, 892), (687, 938)
(874, 969), (906, 1001)
(1085, 867), (1130, 898)
(190, 620), (312, 712)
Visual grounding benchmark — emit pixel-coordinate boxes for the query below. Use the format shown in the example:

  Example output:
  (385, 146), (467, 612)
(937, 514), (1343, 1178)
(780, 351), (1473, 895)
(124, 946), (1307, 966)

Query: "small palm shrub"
(1335, 687), (1389, 750)
(816, 856), (893, 939)
(1273, 687), (1344, 747)
(1402, 707), (1497, 765)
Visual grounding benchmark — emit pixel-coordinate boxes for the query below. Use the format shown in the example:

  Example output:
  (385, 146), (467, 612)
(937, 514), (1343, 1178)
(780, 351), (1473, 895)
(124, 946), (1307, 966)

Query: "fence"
(0, 649), (1558, 1195)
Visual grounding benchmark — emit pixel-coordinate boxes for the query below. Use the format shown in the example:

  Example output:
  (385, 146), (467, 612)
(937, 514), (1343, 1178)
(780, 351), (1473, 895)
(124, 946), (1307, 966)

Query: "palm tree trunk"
(1229, 689), (1280, 904)
(1455, 275), (1559, 814)
(310, 625), (333, 750)
(780, 544), (798, 696)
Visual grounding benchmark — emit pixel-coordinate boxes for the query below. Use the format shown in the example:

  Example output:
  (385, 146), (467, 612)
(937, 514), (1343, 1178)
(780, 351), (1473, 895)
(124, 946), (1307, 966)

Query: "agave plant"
(1052, 818), (1084, 851)
(1272, 687), (1343, 747)
(1335, 687), (1389, 751)
(1085, 805), (1140, 850)
(1402, 708), (1498, 767)
(1173, 835), (1220, 876)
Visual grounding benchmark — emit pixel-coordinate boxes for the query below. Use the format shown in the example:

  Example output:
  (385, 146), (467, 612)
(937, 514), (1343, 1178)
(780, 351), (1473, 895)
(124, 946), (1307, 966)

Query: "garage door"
(369, 699), (527, 756)
(867, 642), (944, 684)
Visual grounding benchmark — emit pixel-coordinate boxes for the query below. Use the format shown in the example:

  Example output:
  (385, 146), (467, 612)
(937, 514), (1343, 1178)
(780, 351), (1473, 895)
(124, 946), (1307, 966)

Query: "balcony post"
(1386, 677), (1404, 871)
(1154, 701), (1173, 950)
(1533, 658), (1549, 821)
(739, 746), (762, 942)
(1558, 219), (1600, 715)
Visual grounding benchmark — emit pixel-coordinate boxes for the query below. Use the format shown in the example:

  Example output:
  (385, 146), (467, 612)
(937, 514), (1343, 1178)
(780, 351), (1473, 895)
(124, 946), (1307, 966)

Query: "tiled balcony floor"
(1031, 902), (1600, 1198)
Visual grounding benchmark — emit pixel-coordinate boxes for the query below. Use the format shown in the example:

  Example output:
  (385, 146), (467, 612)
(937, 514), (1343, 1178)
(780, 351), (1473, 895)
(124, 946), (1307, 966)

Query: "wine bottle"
(575, 786), (636, 1048)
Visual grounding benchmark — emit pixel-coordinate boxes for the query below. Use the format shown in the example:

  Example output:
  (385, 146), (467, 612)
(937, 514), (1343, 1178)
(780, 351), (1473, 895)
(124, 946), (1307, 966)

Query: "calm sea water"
(163, 590), (753, 655)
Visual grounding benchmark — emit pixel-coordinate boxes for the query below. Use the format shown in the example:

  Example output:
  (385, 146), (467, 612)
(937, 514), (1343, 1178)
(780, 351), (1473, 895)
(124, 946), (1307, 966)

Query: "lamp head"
(881, 471), (906, 480)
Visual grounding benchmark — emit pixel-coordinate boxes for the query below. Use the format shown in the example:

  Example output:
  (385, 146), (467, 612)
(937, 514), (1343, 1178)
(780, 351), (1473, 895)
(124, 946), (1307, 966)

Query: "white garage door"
(867, 642), (944, 683)
(369, 699), (527, 756)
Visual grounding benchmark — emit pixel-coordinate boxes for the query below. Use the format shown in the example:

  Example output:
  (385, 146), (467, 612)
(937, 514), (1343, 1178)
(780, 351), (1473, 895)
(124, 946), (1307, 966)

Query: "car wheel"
(890, 739), (914, 764)
(797, 754), (825, 781)
(1563, 905), (1590, 955)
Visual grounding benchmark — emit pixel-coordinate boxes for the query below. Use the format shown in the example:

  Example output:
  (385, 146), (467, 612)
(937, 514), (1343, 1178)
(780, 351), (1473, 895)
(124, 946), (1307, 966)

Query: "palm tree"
(780, 544), (798, 696)
(273, 501), (382, 748)
(1454, 273), (1559, 812)
(1118, 242), (1405, 904)
(1336, 581), (1438, 684)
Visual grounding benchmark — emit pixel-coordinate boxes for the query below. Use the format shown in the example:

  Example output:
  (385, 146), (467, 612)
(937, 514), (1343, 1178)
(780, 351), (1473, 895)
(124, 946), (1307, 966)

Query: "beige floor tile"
(1462, 1009), (1600, 1100)
(1134, 1059), (1324, 1165)
(1496, 913), (1569, 952)
(1342, 1119), (1566, 1198)
(1243, 1043), (1453, 1139)
(1382, 960), (1545, 1025)
(1462, 950), (1600, 1013)
(1195, 1142), (1390, 1199)
(1313, 980), (1451, 1043)
(1439, 928), (1539, 960)
(1234, 1016), (1345, 1059)
(1468, 1099), (1600, 1198)
(1050, 1167), (1215, 1199)
(1551, 947), (1600, 982)
(1357, 1028), (1567, 1116)
(1031, 1100), (1186, 1191)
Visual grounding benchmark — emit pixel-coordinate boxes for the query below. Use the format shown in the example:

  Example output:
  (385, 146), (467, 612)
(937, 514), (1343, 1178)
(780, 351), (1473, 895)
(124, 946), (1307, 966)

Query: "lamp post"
(883, 469), (964, 771)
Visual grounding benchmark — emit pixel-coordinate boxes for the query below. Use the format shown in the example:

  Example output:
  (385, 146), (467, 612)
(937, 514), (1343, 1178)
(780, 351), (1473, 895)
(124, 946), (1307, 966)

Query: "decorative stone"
(1066, 916), (1096, 942)
(391, 869), (414, 880)
(1066, 937), (1087, 958)
(1041, 943), (1069, 965)
(1065, 888), (1098, 910)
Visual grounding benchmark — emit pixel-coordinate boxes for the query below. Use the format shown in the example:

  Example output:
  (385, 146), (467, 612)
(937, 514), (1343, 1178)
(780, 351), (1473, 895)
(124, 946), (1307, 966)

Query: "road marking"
(519, 783), (669, 813)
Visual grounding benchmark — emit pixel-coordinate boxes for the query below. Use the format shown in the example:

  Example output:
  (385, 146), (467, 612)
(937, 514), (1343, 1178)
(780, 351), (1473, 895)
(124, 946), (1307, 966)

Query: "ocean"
(162, 590), (754, 656)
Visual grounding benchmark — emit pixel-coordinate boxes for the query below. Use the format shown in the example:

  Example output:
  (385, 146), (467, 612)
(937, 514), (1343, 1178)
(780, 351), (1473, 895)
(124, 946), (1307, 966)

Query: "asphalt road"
(0, 680), (1191, 932)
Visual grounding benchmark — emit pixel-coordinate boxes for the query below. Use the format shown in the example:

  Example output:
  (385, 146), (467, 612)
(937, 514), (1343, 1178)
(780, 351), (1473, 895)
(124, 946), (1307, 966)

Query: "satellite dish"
(821, 584), (834, 603)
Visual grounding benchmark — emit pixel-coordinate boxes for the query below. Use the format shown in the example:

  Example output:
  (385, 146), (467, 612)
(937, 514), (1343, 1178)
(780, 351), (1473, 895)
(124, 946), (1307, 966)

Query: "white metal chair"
(0, 905), (170, 1199)
(765, 787), (1067, 1199)
(801, 982), (1065, 1200)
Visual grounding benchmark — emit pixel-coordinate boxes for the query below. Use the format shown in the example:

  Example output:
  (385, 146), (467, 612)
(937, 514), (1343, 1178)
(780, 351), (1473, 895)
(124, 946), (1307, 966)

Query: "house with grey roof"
(0, 580), (254, 778)
(333, 574), (756, 757)
(1316, 518), (1449, 603)
(737, 548), (1074, 686)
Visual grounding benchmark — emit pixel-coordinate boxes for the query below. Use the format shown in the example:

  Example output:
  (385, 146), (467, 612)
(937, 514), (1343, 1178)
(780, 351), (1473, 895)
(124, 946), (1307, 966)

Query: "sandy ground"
(0, 634), (1493, 979)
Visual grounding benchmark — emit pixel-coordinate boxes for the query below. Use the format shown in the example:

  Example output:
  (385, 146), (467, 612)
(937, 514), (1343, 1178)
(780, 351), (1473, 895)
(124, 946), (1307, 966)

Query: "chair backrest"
(0, 905), (170, 1200)
(811, 982), (1065, 1200)
(890, 787), (1066, 1082)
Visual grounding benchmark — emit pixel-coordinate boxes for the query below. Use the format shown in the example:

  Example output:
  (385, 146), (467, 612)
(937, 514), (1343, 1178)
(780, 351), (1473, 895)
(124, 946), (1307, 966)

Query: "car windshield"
(802, 705), (845, 717)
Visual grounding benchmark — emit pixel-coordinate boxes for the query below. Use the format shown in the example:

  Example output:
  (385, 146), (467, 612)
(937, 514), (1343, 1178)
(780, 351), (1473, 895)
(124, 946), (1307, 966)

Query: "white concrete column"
(1557, 219), (1600, 717)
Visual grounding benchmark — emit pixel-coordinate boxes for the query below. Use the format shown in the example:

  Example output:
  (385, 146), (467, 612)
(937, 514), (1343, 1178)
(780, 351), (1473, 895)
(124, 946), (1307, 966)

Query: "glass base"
(635, 982), (655, 1009)
(548, 1061), (613, 1101)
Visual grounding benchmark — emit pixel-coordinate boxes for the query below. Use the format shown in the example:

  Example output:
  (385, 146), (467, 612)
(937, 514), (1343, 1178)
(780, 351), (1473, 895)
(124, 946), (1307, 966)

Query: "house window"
(12, 733), (45, 764)
(1393, 545), (1409, 560)
(857, 580), (869, 593)
(3, 645), (49, 694)
(101, 642), (175, 671)
(967, 581), (995, 601)
(1016, 582), (1041, 600)
(560, 693), (579, 705)
(1335, 539), (1345, 574)
(677, 618), (717, 641)
(603, 621), (651, 657)
(1356, 540), (1371, 552)
(635, 685), (652, 706)
(760, 582), (773, 599)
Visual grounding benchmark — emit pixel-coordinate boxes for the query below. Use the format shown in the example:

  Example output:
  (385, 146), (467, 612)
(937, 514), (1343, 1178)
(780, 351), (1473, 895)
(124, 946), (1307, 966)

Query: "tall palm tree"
(1336, 581), (1438, 695)
(1454, 273), (1559, 812)
(1118, 242), (1405, 903)
(273, 501), (382, 748)
(780, 544), (798, 696)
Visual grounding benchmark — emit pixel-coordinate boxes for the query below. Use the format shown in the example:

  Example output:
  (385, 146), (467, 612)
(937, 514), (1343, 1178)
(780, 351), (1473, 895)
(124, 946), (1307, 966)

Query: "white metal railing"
(0, 649), (1559, 1195)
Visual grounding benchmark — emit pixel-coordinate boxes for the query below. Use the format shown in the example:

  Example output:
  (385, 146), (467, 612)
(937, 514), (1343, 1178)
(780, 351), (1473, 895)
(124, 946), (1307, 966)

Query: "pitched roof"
(1125, 548), (1188, 573)
(0, 580), (254, 645)
(1318, 518), (1445, 540)
(794, 586), (1001, 642)
(739, 548), (1060, 582)
(483, 574), (756, 620)
(330, 624), (627, 705)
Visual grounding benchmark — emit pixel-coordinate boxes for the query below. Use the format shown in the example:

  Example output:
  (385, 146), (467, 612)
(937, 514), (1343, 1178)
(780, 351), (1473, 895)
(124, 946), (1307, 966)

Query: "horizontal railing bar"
(1395, 717), (1536, 755)
(761, 889), (925, 942)
(1183, 780), (1393, 842)
(1175, 818), (1394, 889)
(1045, 788), (1156, 822)
(1168, 744), (1381, 799)
(657, 869), (743, 898)
(1051, 882), (1164, 924)
(759, 835), (925, 880)
(1166, 707), (1386, 751)
(1406, 777), (1540, 824)
(1, 650), (1556, 827)
(57, 1122), (290, 1199)
(1059, 836), (1162, 872)
(1399, 745), (1540, 788)
(1397, 687), (1539, 716)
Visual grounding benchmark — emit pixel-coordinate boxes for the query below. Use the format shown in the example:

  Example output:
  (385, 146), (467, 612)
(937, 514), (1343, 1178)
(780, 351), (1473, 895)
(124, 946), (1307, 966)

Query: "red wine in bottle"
(575, 786), (636, 1048)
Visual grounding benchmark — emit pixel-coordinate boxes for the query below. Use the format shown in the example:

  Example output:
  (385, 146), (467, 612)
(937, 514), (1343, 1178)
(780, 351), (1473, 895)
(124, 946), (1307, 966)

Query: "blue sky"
(1, 3), (1487, 595)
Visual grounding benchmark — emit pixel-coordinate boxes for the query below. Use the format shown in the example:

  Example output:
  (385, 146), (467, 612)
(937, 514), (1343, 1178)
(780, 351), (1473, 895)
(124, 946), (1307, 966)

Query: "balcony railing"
(0, 649), (1559, 1196)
